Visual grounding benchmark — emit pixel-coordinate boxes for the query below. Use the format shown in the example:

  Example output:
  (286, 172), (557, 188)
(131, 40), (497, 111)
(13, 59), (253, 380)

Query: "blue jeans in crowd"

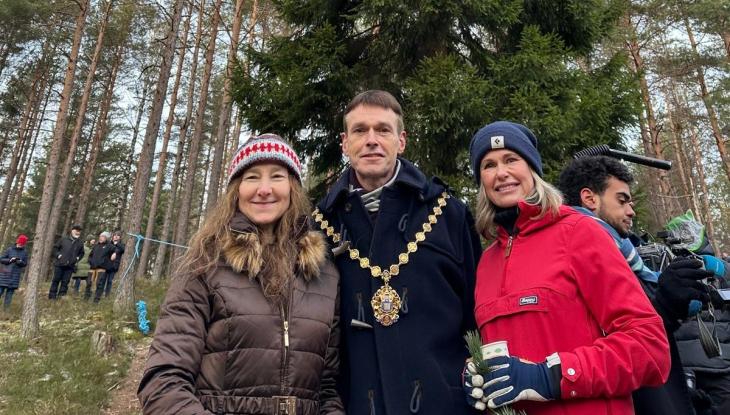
(0, 286), (14, 309)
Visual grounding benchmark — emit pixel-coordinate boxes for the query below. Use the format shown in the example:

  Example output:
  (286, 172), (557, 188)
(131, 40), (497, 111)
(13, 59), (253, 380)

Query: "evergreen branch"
(464, 330), (527, 415)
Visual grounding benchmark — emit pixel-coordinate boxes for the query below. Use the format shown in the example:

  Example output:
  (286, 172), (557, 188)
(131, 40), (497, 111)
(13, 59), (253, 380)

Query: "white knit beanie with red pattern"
(227, 134), (303, 184)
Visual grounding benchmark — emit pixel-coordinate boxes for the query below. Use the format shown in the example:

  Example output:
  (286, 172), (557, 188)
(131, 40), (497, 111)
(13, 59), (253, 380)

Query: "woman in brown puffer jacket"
(138, 134), (344, 415)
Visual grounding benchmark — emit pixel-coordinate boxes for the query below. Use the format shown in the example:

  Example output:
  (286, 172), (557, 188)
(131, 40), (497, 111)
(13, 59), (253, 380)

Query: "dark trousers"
(84, 269), (104, 300)
(93, 270), (115, 303)
(0, 286), (14, 309)
(49, 266), (74, 299)
(102, 270), (116, 297)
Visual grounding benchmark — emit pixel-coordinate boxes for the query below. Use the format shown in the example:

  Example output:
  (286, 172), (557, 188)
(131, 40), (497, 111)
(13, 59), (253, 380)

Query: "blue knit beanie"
(469, 121), (543, 184)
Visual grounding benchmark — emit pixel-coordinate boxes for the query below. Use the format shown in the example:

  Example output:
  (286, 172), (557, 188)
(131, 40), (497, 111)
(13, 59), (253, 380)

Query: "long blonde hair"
(176, 173), (311, 287)
(475, 170), (563, 238)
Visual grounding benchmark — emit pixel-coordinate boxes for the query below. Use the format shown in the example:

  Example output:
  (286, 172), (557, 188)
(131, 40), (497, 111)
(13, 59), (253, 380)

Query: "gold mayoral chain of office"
(312, 192), (450, 327)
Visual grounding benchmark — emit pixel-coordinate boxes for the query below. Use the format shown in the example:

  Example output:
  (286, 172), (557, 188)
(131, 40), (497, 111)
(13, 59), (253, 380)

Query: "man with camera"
(558, 155), (718, 415)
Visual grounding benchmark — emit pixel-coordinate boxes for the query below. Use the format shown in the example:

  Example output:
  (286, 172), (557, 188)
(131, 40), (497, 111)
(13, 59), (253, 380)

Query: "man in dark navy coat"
(315, 90), (482, 415)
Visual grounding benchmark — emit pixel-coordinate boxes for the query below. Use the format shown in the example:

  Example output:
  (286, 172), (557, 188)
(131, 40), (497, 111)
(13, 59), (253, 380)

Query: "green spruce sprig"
(464, 330), (527, 415)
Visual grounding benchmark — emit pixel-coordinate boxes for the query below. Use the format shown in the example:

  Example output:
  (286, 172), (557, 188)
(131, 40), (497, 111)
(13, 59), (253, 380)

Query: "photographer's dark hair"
(557, 156), (634, 206)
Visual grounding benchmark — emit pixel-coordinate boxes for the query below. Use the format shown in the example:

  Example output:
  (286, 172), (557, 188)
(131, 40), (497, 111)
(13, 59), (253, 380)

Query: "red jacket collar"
(496, 200), (573, 242)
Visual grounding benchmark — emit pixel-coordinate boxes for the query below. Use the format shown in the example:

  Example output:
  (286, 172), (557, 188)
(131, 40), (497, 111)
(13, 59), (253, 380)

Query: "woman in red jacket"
(463, 121), (670, 415)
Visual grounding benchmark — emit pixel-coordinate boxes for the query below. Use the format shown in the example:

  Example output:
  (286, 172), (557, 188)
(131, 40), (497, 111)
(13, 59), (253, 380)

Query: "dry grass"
(0, 277), (168, 414)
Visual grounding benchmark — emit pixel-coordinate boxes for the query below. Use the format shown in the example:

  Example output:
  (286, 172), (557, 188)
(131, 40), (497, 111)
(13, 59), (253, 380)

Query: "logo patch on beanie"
(491, 135), (505, 149)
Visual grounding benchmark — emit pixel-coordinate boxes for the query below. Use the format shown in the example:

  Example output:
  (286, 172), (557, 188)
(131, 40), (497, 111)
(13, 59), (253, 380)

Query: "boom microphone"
(574, 144), (672, 170)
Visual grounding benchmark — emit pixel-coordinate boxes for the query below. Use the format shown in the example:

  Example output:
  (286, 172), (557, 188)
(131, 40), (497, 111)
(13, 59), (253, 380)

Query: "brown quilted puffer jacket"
(138, 213), (344, 415)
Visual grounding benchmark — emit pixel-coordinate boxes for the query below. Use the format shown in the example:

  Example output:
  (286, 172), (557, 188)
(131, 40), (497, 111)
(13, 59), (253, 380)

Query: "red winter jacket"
(475, 202), (670, 415)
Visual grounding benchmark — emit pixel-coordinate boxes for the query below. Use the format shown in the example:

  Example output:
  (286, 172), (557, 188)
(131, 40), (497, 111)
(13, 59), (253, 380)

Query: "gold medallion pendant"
(371, 284), (402, 326)
(313, 192), (450, 327)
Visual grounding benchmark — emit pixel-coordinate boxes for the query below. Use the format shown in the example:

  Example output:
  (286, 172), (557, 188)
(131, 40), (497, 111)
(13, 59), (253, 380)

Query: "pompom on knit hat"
(227, 134), (302, 184)
(16, 234), (28, 246)
(469, 121), (543, 184)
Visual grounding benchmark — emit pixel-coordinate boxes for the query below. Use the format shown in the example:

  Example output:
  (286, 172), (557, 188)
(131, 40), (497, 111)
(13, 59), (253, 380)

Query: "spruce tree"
(234, 0), (641, 195)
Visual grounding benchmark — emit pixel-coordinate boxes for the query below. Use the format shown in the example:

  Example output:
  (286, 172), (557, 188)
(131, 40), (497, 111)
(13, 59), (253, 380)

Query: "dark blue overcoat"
(0, 245), (28, 289)
(317, 159), (482, 415)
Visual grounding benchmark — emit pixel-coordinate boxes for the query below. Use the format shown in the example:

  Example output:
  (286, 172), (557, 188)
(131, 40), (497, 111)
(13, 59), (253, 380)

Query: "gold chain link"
(312, 192), (450, 284)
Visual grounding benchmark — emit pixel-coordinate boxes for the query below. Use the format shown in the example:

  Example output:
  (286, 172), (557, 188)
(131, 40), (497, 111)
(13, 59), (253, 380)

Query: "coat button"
(567, 368), (576, 376)
(344, 203), (352, 213)
(570, 390), (577, 397)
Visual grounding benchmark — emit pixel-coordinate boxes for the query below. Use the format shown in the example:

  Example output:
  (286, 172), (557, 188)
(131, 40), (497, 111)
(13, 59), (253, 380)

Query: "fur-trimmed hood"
(221, 211), (327, 281)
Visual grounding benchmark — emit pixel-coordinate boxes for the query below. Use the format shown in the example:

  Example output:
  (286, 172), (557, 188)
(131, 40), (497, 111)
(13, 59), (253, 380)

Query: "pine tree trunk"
(0, 46), (49, 219)
(114, 0), (185, 315)
(135, 3), (193, 280)
(0, 78), (37, 218)
(74, 47), (123, 227)
(206, 0), (246, 207)
(116, 77), (152, 230)
(41, 0), (115, 285)
(722, 31), (730, 62)
(66, 108), (99, 228)
(172, 0), (223, 262)
(664, 91), (699, 218)
(1, 69), (53, 246)
(21, 0), (90, 339)
(225, 107), (243, 166)
(684, 19), (730, 185)
(623, 13), (674, 225)
(152, 136), (187, 282)
(161, 0), (205, 277)
(2, 119), (41, 245)
(688, 125), (719, 254)
(243, 0), (259, 75)
(197, 141), (213, 228)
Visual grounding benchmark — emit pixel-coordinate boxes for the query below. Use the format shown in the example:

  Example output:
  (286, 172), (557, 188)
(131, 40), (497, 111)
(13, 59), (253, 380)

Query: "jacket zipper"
(500, 232), (516, 296)
(279, 282), (295, 393)
(280, 305), (289, 392)
(504, 235), (513, 258)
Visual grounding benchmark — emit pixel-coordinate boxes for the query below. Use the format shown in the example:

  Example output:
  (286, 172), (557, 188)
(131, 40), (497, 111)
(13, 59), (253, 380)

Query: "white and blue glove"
(464, 356), (561, 410)
(463, 360), (488, 410)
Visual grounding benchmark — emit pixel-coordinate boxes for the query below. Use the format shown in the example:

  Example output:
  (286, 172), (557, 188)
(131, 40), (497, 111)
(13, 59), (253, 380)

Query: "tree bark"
(0, 38), (51, 220)
(0, 74), (38, 218)
(172, 0), (223, 262)
(225, 106), (243, 167)
(197, 139), (213, 228)
(1, 68), (53, 246)
(623, 13), (674, 225)
(152, 133), (187, 282)
(687, 125), (719, 254)
(114, 0), (185, 315)
(74, 46), (123, 227)
(116, 76), (152, 230)
(2, 116), (41, 246)
(41, 0), (115, 286)
(684, 19), (730, 185)
(663, 89), (699, 219)
(21, 0), (90, 339)
(66, 107), (99, 230)
(205, 0), (246, 207)
(135, 2), (193, 280)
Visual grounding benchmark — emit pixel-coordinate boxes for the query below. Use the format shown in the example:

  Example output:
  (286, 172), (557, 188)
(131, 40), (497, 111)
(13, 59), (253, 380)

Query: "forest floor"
(0, 277), (167, 414)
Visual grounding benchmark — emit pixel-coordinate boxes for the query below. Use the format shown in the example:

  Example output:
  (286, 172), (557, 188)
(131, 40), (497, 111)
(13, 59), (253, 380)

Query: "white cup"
(480, 340), (509, 361)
